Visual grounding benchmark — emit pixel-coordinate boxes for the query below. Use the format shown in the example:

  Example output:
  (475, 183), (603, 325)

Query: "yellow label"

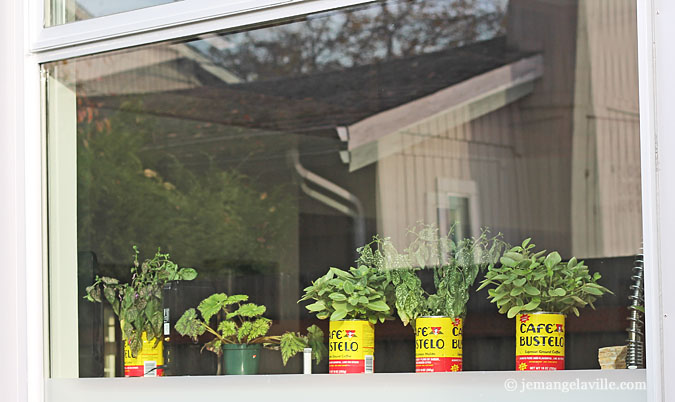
(123, 332), (164, 377)
(415, 317), (462, 358)
(329, 320), (374, 374)
(516, 313), (565, 371)
(415, 317), (462, 372)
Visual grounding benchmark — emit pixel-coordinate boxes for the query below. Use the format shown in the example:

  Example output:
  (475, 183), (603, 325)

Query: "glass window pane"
(45, 0), (181, 27)
(45, 0), (644, 379)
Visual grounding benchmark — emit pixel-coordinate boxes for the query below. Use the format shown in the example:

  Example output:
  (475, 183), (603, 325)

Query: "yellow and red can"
(415, 316), (463, 372)
(329, 320), (374, 374)
(124, 332), (164, 377)
(516, 312), (565, 371)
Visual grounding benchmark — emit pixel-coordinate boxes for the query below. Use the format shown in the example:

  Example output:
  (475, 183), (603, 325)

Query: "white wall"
(0, 0), (28, 401)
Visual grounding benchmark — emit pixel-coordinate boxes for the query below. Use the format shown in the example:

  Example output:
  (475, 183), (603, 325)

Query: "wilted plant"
(85, 246), (198, 357)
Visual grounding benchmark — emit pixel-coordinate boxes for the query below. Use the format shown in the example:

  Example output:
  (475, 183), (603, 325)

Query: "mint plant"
(175, 293), (326, 366)
(85, 246), (197, 357)
(299, 264), (394, 324)
(477, 238), (613, 318)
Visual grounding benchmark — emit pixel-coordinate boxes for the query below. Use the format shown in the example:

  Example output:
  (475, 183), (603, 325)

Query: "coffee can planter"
(329, 320), (374, 374)
(415, 316), (463, 372)
(516, 312), (565, 371)
(124, 332), (164, 377)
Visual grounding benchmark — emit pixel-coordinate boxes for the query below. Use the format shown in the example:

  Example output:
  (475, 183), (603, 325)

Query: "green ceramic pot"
(222, 344), (261, 375)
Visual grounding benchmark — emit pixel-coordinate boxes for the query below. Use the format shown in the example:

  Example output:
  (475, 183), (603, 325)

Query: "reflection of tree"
(77, 99), (295, 279)
(209, 0), (506, 80)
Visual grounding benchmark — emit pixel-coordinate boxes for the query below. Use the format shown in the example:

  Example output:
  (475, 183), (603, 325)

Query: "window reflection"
(45, 0), (642, 377)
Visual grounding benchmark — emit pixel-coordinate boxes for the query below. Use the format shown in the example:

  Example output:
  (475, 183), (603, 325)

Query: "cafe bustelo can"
(329, 320), (374, 374)
(516, 312), (564, 371)
(124, 332), (164, 377)
(415, 316), (462, 372)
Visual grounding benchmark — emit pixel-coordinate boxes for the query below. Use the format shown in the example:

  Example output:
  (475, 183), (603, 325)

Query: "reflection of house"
(76, 40), (240, 96)
(61, 0), (644, 375)
(87, 0), (640, 260)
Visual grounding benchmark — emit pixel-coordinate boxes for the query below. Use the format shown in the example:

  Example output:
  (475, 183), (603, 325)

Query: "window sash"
(32, 0), (376, 62)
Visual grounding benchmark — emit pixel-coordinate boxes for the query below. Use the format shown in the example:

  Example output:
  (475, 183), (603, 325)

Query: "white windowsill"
(46, 369), (647, 402)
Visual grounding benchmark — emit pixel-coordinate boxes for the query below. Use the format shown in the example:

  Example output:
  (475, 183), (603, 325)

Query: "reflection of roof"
(93, 37), (530, 134)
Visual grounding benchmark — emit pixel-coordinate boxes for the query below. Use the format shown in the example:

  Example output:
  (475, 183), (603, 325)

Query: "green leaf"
(330, 268), (353, 279)
(513, 278), (526, 287)
(330, 309), (347, 321)
(280, 332), (306, 366)
(316, 311), (330, 320)
(329, 293), (347, 301)
(544, 252), (562, 269)
(122, 291), (134, 309)
(238, 321), (252, 343)
(476, 280), (491, 292)
(583, 286), (604, 296)
(234, 303), (266, 318)
(175, 309), (206, 339)
(226, 295), (249, 305)
(125, 307), (140, 323)
(248, 318), (271, 340)
(103, 287), (117, 306)
(128, 332), (142, 358)
(218, 321), (237, 338)
(507, 305), (523, 319)
(367, 300), (389, 312)
(500, 257), (517, 267)
(503, 252), (525, 262)
(523, 298), (541, 311)
(306, 325), (327, 364)
(523, 285), (540, 296)
(198, 293), (228, 323)
(177, 268), (198, 281)
(305, 301), (326, 312)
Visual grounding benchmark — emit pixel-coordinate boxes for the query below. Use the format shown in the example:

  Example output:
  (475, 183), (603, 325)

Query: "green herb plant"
(477, 238), (613, 318)
(85, 246), (198, 357)
(175, 293), (326, 369)
(360, 224), (504, 327)
(299, 264), (394, 324)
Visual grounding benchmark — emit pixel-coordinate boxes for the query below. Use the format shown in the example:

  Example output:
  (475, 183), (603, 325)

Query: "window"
(45, 0), (180, 26)
(44, 0), (646, 386)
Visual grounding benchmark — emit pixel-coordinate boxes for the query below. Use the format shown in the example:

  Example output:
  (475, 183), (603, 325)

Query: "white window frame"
(432, 178), (481, 241)
(32, 0), (377, 62)
(0, 0), (670, 401)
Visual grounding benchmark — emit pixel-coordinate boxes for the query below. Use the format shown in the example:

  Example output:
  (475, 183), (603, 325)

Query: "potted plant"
(360, 224), (504, 372)
(299, 262), (394, 374)
(85, 246), (198, 376)
(175, 293), (326, 375)
(477, 238), (613, 371)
